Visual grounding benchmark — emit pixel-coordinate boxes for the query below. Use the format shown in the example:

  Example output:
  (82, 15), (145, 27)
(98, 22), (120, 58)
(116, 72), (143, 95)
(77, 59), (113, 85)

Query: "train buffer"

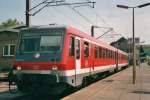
(62, 63), (150, 100)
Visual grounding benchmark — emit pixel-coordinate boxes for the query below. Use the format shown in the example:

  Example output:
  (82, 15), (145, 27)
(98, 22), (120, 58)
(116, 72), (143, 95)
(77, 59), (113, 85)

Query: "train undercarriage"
(8, 64), (128, 95)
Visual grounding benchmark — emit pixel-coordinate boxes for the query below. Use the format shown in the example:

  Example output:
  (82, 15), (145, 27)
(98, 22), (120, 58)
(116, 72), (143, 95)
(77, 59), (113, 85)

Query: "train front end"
(12, 26), (67, 93)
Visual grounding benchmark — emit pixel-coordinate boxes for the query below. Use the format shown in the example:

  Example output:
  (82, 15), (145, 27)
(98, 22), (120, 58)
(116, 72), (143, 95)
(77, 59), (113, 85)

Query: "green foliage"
(0, 19), (23, 29)
(139, 45), (146, 57)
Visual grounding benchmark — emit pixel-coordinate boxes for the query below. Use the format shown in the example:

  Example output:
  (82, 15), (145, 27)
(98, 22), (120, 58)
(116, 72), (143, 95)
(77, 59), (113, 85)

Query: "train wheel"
(114, 67), (119, 73)
(17, 79), (32, 93)
(82, 77), (87, 87)
(9, 81), (18, 94)
(8, 71), (18, 94)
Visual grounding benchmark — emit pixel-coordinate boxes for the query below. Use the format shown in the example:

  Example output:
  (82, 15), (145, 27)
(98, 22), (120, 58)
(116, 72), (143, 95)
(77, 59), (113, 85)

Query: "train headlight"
(17, 66), (22, 70)
(52, 66), (58, 71)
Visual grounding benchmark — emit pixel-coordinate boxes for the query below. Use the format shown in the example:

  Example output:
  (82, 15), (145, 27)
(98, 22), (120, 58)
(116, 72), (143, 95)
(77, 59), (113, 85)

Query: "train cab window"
(95, 46), (98, 58)
(69, 37), (75, 56)
(99, 47), (102, 58)
(75, 39), (80, 59)
(84, 42), (89, 57)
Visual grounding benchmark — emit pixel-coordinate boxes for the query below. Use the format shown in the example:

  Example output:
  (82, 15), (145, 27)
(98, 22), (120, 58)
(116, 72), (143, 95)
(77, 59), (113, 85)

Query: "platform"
(62, 63), (150, 100)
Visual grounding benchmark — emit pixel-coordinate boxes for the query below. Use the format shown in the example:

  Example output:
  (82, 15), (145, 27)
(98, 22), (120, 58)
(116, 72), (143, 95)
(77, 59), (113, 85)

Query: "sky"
(0, 0), (150, 44)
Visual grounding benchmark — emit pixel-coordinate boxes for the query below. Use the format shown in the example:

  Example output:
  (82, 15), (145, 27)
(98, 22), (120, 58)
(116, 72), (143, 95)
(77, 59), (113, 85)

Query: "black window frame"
(75, 39), (80, 59)
(99, 47), (102, 58)
(84, 41), (89, 57)
(69, 36), (75, 56)
(94, 46), (99, 59)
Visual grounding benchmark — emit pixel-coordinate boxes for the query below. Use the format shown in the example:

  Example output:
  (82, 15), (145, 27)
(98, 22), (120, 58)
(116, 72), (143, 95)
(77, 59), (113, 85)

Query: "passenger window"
(69, 37), (75, 56)
(95, 46), (98, 58)
(99, 47), (102, 58)
(103, 49), (106, 59)
(110, 51), (112, 59)
(106, 49), (108, 59)
(76, 39), (80, 59)
(108, 51), (110, 59)
(84, 42), (89, 57)
(115, 52), (117, 60)
(112, 52), (115, 59)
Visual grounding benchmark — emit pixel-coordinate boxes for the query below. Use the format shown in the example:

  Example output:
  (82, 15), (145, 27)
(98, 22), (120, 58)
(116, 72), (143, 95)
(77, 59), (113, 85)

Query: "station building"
(0, 26), (25, 71)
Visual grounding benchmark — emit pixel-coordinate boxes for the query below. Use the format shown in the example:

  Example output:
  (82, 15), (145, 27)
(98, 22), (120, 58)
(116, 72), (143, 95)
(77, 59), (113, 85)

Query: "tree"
(139, 45), (146, 62)
(0, 19), (23, 29)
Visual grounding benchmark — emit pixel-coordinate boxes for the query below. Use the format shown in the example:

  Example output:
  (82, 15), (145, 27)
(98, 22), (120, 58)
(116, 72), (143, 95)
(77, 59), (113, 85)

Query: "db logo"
(34, 53), (40, 58)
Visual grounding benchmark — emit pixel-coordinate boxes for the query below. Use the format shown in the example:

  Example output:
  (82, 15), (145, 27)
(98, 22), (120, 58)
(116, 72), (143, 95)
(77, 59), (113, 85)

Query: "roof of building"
(110, 37), (127, 46)
(0, 25), (26, 33)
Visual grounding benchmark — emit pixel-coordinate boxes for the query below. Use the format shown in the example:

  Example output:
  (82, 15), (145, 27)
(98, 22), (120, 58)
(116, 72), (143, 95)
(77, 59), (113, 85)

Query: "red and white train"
(12, 25), (128, 93)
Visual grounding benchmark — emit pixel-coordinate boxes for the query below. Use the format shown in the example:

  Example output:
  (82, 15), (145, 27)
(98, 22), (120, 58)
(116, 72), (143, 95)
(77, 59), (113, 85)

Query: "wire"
(29, 0), (49, 12)
(69, 7), (95, 25)
(52, 7), (89, 29)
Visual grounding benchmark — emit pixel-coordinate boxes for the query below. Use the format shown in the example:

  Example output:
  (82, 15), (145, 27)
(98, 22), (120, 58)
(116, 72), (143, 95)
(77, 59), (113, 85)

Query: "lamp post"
(117, 3), (150, 84)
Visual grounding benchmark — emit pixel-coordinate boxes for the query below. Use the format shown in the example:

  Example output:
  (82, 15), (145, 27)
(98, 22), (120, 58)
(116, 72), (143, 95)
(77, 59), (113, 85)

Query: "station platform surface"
(62, 63), (150, 100)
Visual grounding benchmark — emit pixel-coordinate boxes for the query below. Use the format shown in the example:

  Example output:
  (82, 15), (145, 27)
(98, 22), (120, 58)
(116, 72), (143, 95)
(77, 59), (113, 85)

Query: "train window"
(113, 52), (115, 59)
(109, 50), (110, 59)
(108, 51), (110, 59)
(76, 39), (80, 59)
(84, 42), (89, 57)
(69, 37), (75, 56)
(115, 52), (117, 60)
(103, 48), (106, 59)
(109, 51), (110, 59)
(40, 36), (62, 50)
(99, 47), (102, 58)
(94, 46), (98, 58)
(111, 51), (113, 59)
(112, 52), (114, 59)
(106, 49), (108, 58)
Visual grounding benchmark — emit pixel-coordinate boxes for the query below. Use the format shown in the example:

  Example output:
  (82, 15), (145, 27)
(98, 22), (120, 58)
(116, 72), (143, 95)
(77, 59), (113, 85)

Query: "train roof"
(20, 24), (128, 55)
(20, 24), (67, 31)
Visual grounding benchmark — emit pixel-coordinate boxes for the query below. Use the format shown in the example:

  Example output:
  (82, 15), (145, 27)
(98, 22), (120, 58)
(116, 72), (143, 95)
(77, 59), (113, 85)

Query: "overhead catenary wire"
(86, 0), (108, 26)
(69, 6), (95, 25)
(30, 0), (123, 40)
(28, 0), (49, 12)
(28, 0), (95, 16)
(85, 0), (125, 39)
(52, 7), (90, 30)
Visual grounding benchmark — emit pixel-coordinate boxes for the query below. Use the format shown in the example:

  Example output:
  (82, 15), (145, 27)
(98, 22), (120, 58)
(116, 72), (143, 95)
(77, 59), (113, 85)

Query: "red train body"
(12, 25), (128, 93)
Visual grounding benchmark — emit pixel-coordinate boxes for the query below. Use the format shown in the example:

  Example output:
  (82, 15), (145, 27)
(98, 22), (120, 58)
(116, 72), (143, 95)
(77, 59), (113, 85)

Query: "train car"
(11, 25), (128, 93)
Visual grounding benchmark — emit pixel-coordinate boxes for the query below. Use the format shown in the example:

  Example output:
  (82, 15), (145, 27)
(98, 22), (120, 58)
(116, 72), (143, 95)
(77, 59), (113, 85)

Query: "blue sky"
(0, 0), (150, 44)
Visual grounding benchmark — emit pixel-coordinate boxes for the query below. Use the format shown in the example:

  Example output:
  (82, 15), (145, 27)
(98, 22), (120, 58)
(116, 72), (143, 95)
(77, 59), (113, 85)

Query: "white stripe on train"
(14, 63), (128, 76)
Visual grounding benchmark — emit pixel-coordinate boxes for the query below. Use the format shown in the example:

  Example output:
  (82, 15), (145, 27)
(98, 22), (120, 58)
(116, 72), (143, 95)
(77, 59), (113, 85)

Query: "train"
(11, 25), (128, 94)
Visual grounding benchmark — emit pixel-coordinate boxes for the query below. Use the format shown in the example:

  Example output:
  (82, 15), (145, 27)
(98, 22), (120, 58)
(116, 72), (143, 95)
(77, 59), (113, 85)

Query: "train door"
(75, 37), (81, 74)
(75, 37), (81, 86)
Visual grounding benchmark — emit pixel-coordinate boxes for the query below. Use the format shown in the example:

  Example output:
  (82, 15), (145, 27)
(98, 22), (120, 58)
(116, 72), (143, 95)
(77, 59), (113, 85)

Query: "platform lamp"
(117, 3), (150, 84)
